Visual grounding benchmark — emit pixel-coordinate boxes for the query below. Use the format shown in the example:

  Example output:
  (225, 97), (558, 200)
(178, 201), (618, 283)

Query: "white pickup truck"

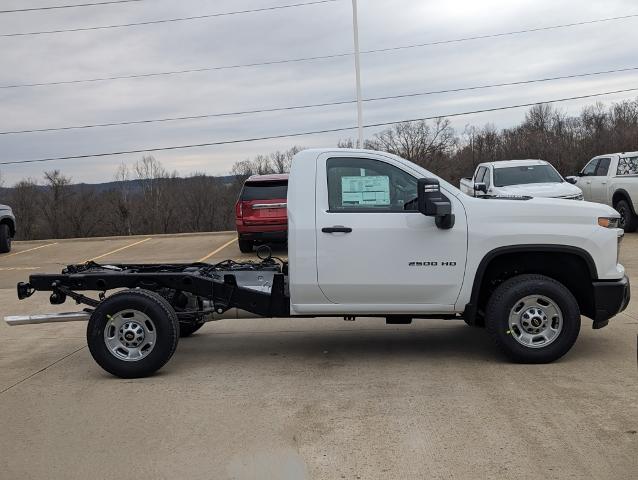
(6, 149), (629, 378)
(566, 152), (638, 231)
(460, 159), (583, 200)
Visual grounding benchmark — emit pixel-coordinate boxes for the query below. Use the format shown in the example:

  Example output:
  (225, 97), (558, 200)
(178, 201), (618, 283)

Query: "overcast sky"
(0, 0), (636, 184)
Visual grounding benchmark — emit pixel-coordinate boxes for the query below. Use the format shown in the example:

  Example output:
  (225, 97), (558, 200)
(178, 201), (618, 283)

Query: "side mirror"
(565, 176), (577, 185)
(417, 178), (455, 229)
(473, 182), (488, 195)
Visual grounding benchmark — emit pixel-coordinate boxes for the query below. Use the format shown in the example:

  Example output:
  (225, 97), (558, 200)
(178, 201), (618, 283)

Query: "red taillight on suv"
(235, 201), (243, 221)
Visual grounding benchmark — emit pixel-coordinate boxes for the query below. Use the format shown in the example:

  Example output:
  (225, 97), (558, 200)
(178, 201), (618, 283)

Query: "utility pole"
(351, 0), (363, 148)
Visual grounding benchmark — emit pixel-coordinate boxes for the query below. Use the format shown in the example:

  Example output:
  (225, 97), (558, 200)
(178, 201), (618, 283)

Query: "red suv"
(235, 174), (288, 253)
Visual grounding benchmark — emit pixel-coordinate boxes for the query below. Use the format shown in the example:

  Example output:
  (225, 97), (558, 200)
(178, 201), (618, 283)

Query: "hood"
(495, 182), (582, 198)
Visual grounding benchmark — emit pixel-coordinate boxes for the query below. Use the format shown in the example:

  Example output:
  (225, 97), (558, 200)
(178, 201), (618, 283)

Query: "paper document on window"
(341, 175), (390, 206)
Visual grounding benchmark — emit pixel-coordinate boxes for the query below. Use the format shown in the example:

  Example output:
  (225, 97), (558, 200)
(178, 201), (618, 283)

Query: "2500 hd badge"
(408, 261), (457, 266)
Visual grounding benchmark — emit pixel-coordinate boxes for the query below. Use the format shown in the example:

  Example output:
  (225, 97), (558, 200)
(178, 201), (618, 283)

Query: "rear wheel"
(0, 224), (11, 253)
(485, 274), (580, 363)
(238, 238), (253, 253)
(87, 289), (179, 378)
(616, 200), (638, 232)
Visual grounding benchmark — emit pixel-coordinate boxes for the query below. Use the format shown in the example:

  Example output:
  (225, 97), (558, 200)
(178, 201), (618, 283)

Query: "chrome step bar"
(5, 312), (90, 326)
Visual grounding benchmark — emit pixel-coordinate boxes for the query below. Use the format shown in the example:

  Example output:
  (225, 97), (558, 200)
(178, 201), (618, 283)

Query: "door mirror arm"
(417, 178), (455, 229)
(473, 182), (488, 195)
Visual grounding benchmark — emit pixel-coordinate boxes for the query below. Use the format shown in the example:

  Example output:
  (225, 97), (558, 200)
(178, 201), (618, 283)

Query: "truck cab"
(460, 160), (583, 200)
(569, 152), (638, 231)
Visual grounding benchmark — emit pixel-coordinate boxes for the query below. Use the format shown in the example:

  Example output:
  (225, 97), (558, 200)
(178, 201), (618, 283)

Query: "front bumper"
(591, 275), (630, 329)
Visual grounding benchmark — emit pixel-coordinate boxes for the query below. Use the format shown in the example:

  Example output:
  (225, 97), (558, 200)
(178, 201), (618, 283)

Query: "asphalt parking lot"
(0, 232), (636, 479)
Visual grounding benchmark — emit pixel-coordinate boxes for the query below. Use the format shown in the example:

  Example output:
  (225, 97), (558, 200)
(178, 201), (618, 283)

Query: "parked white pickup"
(566, 152), (638, 231)
(460, 159), (583, 200)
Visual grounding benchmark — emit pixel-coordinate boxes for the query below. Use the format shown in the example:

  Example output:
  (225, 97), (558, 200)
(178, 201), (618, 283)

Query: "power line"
(361, 13), (638, 54)
(0, 1), (144, 14)
(0, 53), (352, 89)
(3, 13), (637, 88)
(0, 0), (340, 37)
(3, 66), (638, 136)
(2, 86), (637, 166)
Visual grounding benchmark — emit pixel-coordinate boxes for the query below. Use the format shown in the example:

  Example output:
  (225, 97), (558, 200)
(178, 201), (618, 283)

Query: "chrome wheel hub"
(509, 295), (563, 348)
(104, 310), (156, 361)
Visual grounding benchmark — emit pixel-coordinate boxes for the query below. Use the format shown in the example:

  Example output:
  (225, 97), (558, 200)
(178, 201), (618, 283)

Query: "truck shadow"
(170, 325), (502, 370)
(166, 322), (608, 374)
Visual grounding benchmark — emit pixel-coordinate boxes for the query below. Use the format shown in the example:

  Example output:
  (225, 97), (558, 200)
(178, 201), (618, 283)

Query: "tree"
(41, 170), (73, 239)
(9, 179), (40, 240)
(366, 118), (457, 167)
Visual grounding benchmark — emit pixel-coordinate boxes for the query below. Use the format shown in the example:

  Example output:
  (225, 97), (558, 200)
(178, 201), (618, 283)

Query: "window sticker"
(341, 175), (390, 206)
(617, 157), (638, 176)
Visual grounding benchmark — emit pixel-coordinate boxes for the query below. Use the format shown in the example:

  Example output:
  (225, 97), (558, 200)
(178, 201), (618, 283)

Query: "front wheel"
(616, 200), (638, 232)
(0, 224), (11, 253)
(87, 289), (179, 378)
(485, 274), (580, 363)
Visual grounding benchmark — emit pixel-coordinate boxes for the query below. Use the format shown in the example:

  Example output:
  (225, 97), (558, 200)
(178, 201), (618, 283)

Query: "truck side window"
(483, 168), (491, 188)
(595, 158), (611, 176)
(474, 166), (486, 183)
(617, 157), (638, 176)
(581, 159), (599, 177)
(327, 157), (418, 212)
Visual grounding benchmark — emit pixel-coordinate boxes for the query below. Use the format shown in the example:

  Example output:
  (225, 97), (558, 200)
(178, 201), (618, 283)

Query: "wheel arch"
(464, 245), (597, 325)
(612, 189), (636, 215)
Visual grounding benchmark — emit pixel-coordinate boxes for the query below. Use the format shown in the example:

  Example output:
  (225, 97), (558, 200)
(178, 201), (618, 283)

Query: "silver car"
(0, 204), (16, 253)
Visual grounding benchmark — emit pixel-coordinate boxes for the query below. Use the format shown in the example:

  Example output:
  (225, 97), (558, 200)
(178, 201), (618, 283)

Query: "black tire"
(615, 200), (638, 232)
(238, 238), (253, 253)
(179, 321), (205, 337)
(485, 274), (580, 363)
(0, 224), (11, 253)
(87, 289), (179, 378)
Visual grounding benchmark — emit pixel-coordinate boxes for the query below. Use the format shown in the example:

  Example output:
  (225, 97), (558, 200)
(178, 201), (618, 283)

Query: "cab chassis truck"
(5, 149), (630, 378)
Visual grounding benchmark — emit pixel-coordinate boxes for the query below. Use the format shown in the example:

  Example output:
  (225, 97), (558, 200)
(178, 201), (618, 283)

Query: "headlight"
(575, 193), (584, 201)
(598, 217), (620, 228)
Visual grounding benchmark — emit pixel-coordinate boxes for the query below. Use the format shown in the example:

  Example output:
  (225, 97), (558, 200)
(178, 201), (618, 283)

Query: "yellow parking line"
(0, 266), (39, 271)
(88, 237), (152, 262)
(1, 242), (57, 259)
(198, 238), (236, 263)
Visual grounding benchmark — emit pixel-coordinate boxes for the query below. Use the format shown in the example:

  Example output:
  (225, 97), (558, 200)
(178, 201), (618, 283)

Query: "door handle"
(322, 226), (352, 233)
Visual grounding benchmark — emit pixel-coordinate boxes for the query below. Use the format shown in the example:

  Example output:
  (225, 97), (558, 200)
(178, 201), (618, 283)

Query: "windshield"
(493, 165), (563, 187)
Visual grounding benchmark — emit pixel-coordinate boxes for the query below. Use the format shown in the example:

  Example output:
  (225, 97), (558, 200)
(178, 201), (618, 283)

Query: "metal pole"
(351, 0), (363, 148)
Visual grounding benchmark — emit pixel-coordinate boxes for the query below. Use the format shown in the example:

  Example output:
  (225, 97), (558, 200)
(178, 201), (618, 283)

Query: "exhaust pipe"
(5, 308), (262, 326)
(5, 312), (90, 326)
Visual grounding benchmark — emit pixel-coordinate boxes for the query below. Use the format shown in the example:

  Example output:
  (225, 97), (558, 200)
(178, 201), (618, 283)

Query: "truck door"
(589, 157), (611, 204)
(576, 158), (599, 200)
(315, 154), (468, 307)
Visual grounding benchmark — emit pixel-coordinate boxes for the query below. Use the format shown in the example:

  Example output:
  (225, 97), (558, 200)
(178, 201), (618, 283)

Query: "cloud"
(0, 0), (637, 184)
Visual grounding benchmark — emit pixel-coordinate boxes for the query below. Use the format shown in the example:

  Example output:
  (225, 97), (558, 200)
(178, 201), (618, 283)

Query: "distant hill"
(0, 175), (240, 199)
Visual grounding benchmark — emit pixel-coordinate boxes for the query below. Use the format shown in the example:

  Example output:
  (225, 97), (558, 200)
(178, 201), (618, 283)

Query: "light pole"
(351, 0), (363, 148)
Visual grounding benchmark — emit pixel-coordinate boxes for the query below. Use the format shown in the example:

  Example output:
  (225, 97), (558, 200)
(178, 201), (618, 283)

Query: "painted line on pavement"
(1, 242), (57, 259)
(0, 266), (39, 271)
(88, 237), (152, 262)
(198, 238), (236, 262)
